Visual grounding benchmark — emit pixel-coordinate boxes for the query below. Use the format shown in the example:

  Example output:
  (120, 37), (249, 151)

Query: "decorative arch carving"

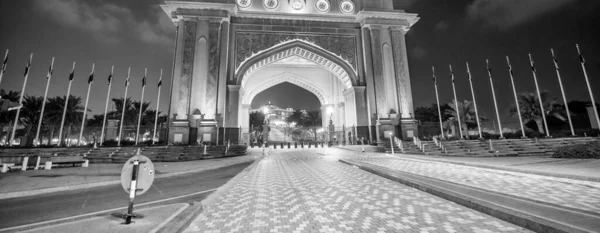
(236, 39), (357, 89)
(242, 72), (327, 106)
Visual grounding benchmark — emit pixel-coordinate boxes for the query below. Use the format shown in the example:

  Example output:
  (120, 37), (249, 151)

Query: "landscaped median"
(0, 153), (257, 200)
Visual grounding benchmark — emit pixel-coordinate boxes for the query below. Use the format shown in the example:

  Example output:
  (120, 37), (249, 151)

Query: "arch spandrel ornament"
(235, 32), (357, 71)
(236, 39), (357, 89)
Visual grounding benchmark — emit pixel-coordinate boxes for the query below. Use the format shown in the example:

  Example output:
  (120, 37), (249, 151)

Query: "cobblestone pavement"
(342, 152), (600, 214)
(184, 150), (531, 233)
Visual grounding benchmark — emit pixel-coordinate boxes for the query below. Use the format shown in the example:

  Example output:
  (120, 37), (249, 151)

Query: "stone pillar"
(390, 26), (414, 118)
(361, 26), (376, 142)
(217, 19), (230, 128)
(368, 26), (388, 119)
(169, 19), (196, 144)
(226, 85), (241, 142)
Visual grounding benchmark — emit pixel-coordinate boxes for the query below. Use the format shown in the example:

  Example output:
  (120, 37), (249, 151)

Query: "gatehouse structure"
(161, 0), (419, 145)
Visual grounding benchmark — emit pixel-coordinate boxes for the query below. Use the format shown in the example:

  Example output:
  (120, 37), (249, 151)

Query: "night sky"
(1, 0), (599, 128)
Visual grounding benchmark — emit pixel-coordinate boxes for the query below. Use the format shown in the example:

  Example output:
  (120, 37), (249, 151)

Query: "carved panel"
(369, 28), (387, 117)
(205, 23), (221, 117)
(179, 20), (197, 119)
(235, 31), (357, 70)
(391, 29), (412, 117)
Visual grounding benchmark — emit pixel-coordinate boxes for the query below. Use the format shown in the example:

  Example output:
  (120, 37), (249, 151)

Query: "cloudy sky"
(0, 0), (599, 127)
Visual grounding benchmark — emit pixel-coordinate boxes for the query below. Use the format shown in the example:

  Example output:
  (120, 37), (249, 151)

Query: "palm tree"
(444, 99), (482, 139)
(302, 110), (322, 141)
(19, 95), (44, 146)
(509, 91), (565, 134)
(109, 97), (135, 125)
(46, 95), (86, 146)
(0, 89), (20, 144)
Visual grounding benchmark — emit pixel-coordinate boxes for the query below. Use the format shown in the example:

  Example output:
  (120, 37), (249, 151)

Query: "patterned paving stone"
(184, 151), (531, 233)
(347, 155), (600, 214)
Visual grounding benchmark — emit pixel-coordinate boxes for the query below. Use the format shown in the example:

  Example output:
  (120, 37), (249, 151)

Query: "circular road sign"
(121, 155), (155, 195)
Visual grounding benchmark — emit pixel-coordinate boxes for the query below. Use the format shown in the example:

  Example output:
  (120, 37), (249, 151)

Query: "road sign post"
(120, 152), (155, 224)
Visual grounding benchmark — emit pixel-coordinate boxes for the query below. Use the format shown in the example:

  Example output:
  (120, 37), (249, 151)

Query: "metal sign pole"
(125, 160), (139, 224)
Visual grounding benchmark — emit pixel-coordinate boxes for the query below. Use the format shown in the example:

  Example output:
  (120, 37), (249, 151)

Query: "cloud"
(34, 0), (173, 46)
(466, 0), (575, 29)
(410, 47), (427, 59)
(435, 21), (449, 31)
(392, 0), (419, 9)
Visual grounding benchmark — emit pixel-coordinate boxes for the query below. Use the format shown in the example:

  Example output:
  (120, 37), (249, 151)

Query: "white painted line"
(0, 188), (217, 232)
(19, 203), (190, 233)
(149, 203), (189, 233)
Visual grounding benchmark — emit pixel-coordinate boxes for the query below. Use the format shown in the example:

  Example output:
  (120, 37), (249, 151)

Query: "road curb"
(0, 158), (255, 200)
(340, 159), (598, 233)
(337, 147), (600, 182)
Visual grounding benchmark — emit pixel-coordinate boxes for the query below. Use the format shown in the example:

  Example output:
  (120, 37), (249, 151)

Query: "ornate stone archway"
(242, 72), (328, 106)
(161, 0), (420, 145)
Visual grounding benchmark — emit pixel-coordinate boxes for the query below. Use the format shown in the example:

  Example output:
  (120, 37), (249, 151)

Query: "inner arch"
(243, 72), (328, 106)
(237, 39), (357, 90)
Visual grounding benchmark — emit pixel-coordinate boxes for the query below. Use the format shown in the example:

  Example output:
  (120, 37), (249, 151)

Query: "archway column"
(225, 85), (241, 144)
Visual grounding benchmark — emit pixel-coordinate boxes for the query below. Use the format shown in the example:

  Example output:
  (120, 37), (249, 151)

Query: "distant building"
(250, 102), (296, 124)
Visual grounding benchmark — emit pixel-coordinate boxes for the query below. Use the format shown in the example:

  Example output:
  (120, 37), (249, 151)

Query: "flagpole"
(449, 64), (463, 139)
(35, 57), (54, 146)
(58, 62), (75, 146)
(466, 62), (482, 139)
(551, 49), (575, 136)
(78, 63), (94, 146)
(576, 44), (600, 130)
(506, 56), (526, 138)
(100, 66), (114, 145)
(9, 53), (32, 146)
(152, 69), (163, 145)
(118, 67), (131, 147)
(528, 54), (550, 137)
(486, 59), (504, 139)
(0, 49), (8, 88)
(135, 68), (147, 145)
(432, 66), (445, 139)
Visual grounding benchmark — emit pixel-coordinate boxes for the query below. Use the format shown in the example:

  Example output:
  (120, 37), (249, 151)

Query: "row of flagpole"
(432, 44), (596, 139)
(0, 49), (164, 147)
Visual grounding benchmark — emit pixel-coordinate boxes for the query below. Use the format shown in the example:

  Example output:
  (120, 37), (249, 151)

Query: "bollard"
(389, 136), (394, 154)
(295, 142), (297, 148)
(34, 156), (41, 170)
(281, 142), (284, 149)
(21, 157), (29, 171)
(301, 142), (304, 148)
(489, 139), (493, 151)
(288, 142), (291, 148)
(203, 145), (208, 155)
(362, 146), (365, 153)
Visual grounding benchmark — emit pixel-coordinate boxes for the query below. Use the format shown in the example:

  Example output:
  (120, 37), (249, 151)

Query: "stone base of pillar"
(169, 120), (190, 145)
(377, 119), (396, 142)
(400, 119), (419, 140)
(198, 124), (218, 145)
(224, 127), (240, 145)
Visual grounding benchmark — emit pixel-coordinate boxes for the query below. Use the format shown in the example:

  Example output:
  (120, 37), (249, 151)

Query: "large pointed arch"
(242, 72), (327, 106)
(236, 39), (358, 89)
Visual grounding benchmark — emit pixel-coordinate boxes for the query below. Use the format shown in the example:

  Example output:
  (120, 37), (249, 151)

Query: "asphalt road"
(0, 161), (253, 229)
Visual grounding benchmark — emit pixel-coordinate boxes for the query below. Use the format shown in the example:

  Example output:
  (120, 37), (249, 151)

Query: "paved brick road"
(184, 150), (530, 233)
(346, 155), (600, 214)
